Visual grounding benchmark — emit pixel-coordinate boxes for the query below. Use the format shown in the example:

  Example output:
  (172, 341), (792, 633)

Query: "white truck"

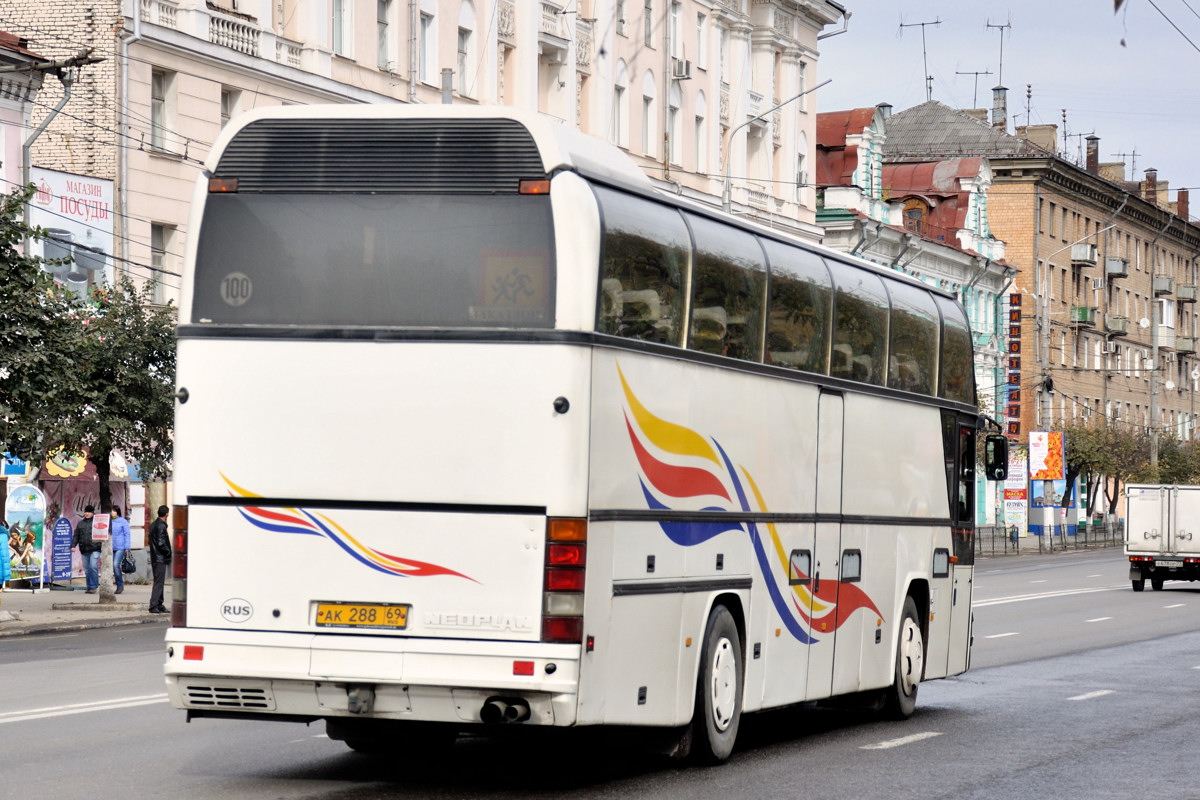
(1125, 484), (1200, 591)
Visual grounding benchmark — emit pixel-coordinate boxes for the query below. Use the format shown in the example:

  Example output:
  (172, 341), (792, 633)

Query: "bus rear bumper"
(164, 628), (581, 727)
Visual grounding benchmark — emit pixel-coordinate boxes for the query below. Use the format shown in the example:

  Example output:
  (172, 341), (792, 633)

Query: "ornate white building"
(1, 0), (847, 303)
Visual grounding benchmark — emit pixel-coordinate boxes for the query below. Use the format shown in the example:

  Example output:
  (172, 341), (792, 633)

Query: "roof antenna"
(986, 19), (1012, 86)
(899, 18), (941, 102)
(955, 69), (993, 108)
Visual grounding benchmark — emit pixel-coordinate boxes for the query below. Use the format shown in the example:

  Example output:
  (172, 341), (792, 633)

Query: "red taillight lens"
(547, 543), (586, 566)
(545, 568), (585, 592)
(542, 616), (583, 643)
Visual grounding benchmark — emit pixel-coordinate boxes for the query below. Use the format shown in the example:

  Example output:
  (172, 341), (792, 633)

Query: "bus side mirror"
(984, 434), (1009, 481)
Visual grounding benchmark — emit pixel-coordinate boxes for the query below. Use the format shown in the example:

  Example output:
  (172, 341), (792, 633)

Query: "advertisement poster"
(6, 484), (46, 584)
(1004, 450), (1029, 534)
(39, 479), (126, 580)
(28, 167), (114, 291)
(51, 517), (73, 581)
(1029, 431), (1064, 480)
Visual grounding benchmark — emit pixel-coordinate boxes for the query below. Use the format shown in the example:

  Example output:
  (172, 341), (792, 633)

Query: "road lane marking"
(861, 732), (943, 750)
(984, 632), (1020, 639)
(1030, 580), (1047, 584)
(1165, 603), (1186, 609)
(1068, 690), (1115, 701)
(0, 693), (168, 725)
(974, 584), (1127, 607)
(1086, 617), (1113, 623)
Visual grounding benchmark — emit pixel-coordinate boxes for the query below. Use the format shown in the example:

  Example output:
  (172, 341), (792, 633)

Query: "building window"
(642, 94), (654, 156)
(457, 28), (470, 94)
(669, 1), (682, 59)
(616, 0), (627, 36)
(150, 224), (173, 305)
(644, 0), (654, 48)
(696, 13), (707, 68)
(668, 86), (681, 165)
(377, 0), (392, 69)
(613, 85), (626, 146)
(695, 113), (707, 173)
(903, 198), (927, 235)
(419, 12), (434, 83)
(150, 69), (175, 152)
(332, 0), (350, 56)
(219, 86), (240, 129)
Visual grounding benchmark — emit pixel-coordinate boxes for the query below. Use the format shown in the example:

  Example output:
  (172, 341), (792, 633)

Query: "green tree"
(1061, 418), (1150, 516)
(0, 186), (86, 464)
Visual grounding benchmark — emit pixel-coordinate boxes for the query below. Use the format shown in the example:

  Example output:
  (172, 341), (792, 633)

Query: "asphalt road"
(5, 548), (1197, 799)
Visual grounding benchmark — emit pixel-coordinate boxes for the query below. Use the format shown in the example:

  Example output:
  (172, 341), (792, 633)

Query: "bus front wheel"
(690, 604), (743, 764)
(882, 597), (923, 720)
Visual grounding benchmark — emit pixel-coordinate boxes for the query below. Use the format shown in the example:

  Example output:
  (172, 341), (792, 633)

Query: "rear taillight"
(171, 506), (188, 628)
(542, 518), (585, 643)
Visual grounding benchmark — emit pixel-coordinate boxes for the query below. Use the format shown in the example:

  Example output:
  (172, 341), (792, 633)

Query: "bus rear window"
(192, 193), (555, 328)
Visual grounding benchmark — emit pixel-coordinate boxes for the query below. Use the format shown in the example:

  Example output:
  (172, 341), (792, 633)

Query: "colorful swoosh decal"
(221, 474), (475, 581)
(619, 364), (883, 643)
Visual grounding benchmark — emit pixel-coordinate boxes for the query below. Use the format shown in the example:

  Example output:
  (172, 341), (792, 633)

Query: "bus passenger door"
(941, 415), (976, 676)
(806, 389), (843, 701)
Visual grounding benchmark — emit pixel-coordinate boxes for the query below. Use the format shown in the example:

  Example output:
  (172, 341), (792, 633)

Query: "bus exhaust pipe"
(480, 696), (530, 724)
(503, 699), (531, 722)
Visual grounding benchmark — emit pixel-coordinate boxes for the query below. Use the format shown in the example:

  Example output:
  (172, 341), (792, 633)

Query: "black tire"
(882, 596), (924, 720)
(1151, 578), (1165, 591)
(1132, 578), (1145, 592)
(690, 604), (743, 764)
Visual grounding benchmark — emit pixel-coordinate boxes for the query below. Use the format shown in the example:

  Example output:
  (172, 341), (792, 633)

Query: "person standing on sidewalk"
(72, 506), (100, 594)
(111, 506), (131, 595)
(148, 505), (171, 614)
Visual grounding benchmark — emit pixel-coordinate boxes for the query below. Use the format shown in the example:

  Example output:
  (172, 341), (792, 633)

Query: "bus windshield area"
(192, 193), (555, 328)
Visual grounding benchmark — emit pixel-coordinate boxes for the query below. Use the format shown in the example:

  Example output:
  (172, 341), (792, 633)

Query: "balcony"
(1178, 285), (1197, 303)
(1153, 275), (1176, 296)
(1105, 258), (1129, 279)
(1071, 243), (1097, 267)
(1069, 306), (1096, 326)
(1177, 337), (1198, 354)
(1104, 314), (1130, 336)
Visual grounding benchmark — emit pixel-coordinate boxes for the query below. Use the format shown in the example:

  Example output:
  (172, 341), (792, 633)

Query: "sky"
(816, 0), (1200, 201)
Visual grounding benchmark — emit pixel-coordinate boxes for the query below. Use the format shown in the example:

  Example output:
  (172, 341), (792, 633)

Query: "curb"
(0, 615), (169, 638)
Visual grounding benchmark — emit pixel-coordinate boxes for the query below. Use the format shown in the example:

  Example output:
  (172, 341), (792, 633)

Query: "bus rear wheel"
(690, 604), (743, 764)
(1151, 578), (1165, 591)
(1132, 578), (1145, 592)
(882, 597), (923, 720)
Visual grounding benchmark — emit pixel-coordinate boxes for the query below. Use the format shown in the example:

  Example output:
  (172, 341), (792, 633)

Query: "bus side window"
(829, 263), (888, 386)
(595, 187), (688, 346)
(684, 214), (767, 361)
(936, 296), (976, 404)
(761, 239), (832, 375)
(886, 281), (939, 395)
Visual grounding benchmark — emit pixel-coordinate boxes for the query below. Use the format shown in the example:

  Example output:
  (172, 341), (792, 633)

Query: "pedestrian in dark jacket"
(71, 506), (100, 593)
(148, 505), (171, 614)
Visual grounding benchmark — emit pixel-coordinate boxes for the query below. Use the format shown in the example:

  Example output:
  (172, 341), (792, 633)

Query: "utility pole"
(899, 19), (941, 102)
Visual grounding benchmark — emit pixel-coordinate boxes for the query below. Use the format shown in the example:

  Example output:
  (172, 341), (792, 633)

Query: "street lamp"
(721, 78), (832, 214)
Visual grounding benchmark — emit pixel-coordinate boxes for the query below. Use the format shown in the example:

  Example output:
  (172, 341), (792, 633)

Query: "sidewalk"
(0, 579), (170, 637)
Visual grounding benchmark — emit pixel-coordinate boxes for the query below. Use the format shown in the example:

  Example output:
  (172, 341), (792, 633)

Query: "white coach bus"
(164, 104), (1007, 763)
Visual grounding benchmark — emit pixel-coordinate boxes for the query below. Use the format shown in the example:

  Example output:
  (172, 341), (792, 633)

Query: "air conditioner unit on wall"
(1103, 341), (1119, 354)
(672, 59), (692, 80)
(1091, 277), (1105, 291)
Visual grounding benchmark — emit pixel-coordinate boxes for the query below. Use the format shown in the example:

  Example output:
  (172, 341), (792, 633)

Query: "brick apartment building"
(886, 96), (1200, 455)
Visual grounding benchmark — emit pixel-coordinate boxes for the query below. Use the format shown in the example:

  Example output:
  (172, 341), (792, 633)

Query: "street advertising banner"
(1004, 450), (1028, 534)
(91, 513), (110, 542)
(51, 517), (73, 581)
(1029, 431), (1064, 480)
(6, 484), (46, 586)
(29, 167), (114, 292)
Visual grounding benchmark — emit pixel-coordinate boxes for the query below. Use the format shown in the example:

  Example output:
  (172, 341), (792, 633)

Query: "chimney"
(1178, 189), (1189, 221)
(1144, 168), (1158, 205)
(877, 103), (892, 120)
(991, 85), (1008, 132)
(1085, 135), (1099, 174)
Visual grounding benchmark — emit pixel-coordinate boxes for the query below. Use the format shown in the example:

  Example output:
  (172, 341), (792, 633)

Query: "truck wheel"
(1131, 578), (1145, 592)
(882, 596), (924, 720)
(1151, 578), (1164, 591)
(691, 604), (743, 764)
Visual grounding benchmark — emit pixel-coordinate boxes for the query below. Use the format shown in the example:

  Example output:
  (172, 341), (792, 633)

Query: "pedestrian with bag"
(111, 505), (132, 594)
(71, 505), (101, 594)
(148, 505), (171, 614)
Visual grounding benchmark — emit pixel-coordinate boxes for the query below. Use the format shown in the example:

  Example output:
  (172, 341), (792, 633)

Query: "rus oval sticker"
(220, 598), (253, 623)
